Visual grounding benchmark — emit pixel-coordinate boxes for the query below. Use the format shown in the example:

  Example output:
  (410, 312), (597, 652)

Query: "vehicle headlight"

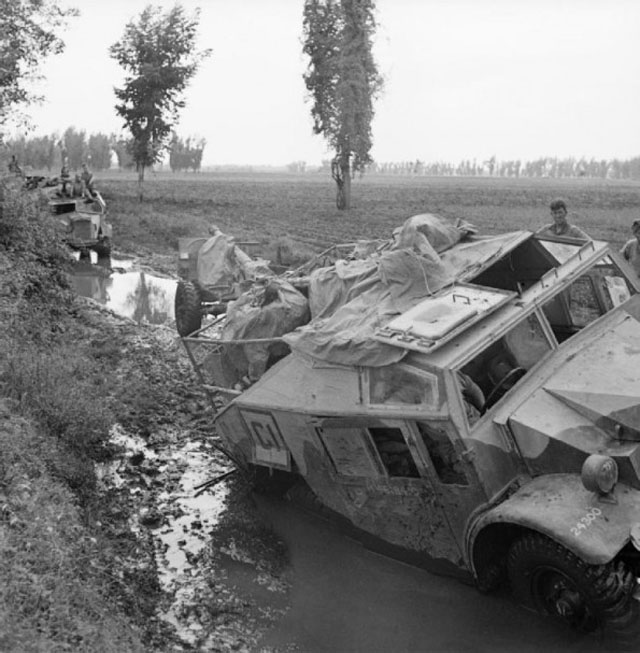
(581, 454), (618, 495)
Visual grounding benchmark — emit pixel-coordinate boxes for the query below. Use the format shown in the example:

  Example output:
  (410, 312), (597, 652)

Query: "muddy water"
(70, 255), (176, 325)
(255, 495), (603, 653)
(97, 423), (233, 647)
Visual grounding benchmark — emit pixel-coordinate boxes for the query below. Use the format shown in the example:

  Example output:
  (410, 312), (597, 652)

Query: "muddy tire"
(508, 533), (639, 642)
(175, 280), (202, 337)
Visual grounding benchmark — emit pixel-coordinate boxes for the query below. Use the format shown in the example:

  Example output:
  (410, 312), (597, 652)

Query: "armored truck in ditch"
(182, 215), (640, 641)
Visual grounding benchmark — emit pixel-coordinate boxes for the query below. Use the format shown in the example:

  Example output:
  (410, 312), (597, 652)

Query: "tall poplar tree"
(302, 0), (383, 210)
(109, 4), (211, 199)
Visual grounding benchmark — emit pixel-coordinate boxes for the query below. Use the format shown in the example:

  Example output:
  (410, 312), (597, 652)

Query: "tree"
(168, 133), (206, 172)
(0, 0), (77, 134)
(112, 137), (135, 170)
(302, 0), (383, 210)
(87, 133), (112, 170)
(109, 4), (211, 199)
(63, 126), (87, 169)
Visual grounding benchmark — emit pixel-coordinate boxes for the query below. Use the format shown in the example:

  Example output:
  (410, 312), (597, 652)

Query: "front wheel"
(508, 533), (639, 641)
(174, 280), (202, 337)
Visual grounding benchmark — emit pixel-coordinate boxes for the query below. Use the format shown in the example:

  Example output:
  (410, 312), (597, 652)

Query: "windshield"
(457, 312), (553, 422)
(541, 255), (634, 343)
(538, 239), (583, 264)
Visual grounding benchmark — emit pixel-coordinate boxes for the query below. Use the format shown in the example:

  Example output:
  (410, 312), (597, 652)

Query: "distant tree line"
(168, 134), (206, 172)
(362, 156), (640, 180)
(2, 128), (206, 174)
(2, 127), (112, 172)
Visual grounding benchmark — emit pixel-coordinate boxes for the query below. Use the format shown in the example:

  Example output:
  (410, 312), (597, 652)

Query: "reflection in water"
(71, 258), (177, 325)
(125, 272), (171, 325)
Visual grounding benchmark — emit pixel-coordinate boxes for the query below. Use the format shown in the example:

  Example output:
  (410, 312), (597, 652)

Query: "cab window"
(457, 312), (552, 418)
(541, 256), (634, 343)
(367, 364), (438, 409)
(369, 427), (419, 478)
(317, 425), (420, 479)
(416, 421), (469, 485)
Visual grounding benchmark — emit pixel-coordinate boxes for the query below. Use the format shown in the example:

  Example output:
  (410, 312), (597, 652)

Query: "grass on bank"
(0, 177), (148, 652)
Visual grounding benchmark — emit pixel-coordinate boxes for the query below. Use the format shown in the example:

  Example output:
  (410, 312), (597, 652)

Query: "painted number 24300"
(570, 507), (602, 537)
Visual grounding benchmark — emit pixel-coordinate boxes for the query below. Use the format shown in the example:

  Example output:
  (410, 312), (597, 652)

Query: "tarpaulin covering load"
(394, 213), (477, 254)
(308, 258), (379, 319)
(196, 231), (272, 293)
(222, 279), (310, 381)
(219, 213), (487, 371)
(284, 246), (455, 367)
(282, 213), (478, 367)
(305, 215), (475, 322)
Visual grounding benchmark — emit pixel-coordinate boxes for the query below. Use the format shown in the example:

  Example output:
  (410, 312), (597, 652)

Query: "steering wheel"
(482, 367), (527, 413)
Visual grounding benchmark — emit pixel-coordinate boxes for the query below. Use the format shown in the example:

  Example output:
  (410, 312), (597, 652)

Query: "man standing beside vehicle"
(537, 198), (590, 240)
(620, 219), (640, 278)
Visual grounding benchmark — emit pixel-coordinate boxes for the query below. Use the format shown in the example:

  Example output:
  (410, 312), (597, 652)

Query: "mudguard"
(468, 474), (640, 567)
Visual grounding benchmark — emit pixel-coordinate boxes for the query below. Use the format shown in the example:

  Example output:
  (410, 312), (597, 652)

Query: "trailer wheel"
(175, 280), (202, 337)
(508, 533), (639, 641)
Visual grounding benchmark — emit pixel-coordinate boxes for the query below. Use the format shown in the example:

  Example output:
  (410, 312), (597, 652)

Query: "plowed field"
(99, 171), (640, 260)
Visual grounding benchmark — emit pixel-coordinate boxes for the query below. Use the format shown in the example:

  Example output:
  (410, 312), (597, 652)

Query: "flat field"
(98, 171), (640, 259)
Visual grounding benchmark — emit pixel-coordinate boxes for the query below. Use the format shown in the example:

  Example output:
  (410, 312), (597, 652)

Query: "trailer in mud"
(179, 215), (640, 643)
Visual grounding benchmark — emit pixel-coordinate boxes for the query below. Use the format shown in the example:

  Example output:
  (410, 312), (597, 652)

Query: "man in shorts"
(537, 199), (590, 240)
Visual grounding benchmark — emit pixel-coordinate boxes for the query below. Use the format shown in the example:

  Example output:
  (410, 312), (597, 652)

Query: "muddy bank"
(73, 295), (293, 651)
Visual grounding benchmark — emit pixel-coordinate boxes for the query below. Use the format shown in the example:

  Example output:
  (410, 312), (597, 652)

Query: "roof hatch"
(374, 283), (515, 353)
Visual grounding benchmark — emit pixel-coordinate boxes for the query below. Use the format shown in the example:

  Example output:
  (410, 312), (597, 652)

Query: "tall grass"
(0, 409), (145, 652)
(0, 178), (147, 651)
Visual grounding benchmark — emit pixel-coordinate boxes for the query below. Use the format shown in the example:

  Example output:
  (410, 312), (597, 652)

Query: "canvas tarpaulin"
(196, 230), (272, 293)
(281, 214), (477, 367)
(219, 214), (525, 371)
(283, 245), (455, 367)
(306, 214), (475, 322)
(222, 278), (310, 381)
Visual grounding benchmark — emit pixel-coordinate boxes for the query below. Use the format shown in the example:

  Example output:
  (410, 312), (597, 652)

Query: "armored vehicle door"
(406, 417), (487, 549)
(313, 416), (466, 571)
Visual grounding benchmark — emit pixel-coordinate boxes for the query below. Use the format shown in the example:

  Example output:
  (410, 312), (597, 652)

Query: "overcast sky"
(25, 0), (640, 166)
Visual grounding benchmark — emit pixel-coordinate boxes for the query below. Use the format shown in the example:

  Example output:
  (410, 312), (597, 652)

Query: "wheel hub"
(535, 569), (593, 628)
(553, 586), (583, 619)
